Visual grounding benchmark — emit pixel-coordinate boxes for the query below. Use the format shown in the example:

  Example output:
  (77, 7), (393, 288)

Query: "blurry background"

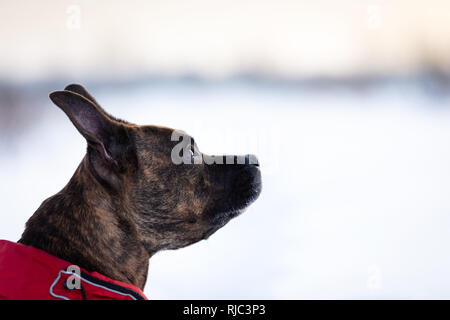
(1, 0), (450, 299)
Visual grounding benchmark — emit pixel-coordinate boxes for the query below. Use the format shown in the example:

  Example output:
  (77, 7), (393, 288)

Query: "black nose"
(246, 154), (259, 167)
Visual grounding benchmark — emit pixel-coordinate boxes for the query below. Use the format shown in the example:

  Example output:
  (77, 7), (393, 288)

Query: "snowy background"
(1, 0), (450, 299)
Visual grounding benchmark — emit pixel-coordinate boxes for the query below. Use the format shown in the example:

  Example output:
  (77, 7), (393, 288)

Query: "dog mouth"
(200, 161), (262, 239)
(202, 207), (246, 239)
(206, 177), (262, 231)
(231, 179), (262, 213)
(202, 195), (258, 240)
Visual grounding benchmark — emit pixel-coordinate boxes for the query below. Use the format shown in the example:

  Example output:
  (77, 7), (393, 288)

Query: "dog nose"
(246, 154), (259, 167)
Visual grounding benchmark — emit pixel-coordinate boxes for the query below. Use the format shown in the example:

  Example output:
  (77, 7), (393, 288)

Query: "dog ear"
(64, 84), (102, 109)
(49, 90), (133, 191)
(63, 84), (127, 125)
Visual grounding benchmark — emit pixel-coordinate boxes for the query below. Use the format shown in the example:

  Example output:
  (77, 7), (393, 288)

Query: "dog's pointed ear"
(64, 84), (102, 109)
(49, 90), (134, 191)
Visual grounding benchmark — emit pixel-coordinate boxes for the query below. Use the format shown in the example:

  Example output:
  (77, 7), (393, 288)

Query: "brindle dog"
(18, 84), (262, 290)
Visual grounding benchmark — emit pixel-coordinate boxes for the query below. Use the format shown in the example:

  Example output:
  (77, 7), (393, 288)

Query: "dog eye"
(190, 149), (201, 158)
(189, 143), (202, 164)
(190, 143), (200, 156)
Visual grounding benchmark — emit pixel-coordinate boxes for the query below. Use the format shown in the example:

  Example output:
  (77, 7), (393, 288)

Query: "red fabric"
(0, 240), (147, 300)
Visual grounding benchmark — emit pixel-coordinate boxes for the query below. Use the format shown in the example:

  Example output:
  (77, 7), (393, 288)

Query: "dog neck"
(19, 156), (150, 290)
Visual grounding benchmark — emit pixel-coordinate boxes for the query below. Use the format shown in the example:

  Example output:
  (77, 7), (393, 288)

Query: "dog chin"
(210, 182), (262, 227)
(236, 182), (262, 212)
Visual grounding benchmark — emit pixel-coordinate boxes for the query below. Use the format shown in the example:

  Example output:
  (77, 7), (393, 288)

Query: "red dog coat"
(0, 240), (147, 300)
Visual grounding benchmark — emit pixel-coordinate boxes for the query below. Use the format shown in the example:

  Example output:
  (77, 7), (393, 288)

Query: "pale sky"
(1, 0), (450, 80)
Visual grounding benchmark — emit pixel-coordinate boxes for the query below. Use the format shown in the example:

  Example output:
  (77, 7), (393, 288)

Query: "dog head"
(49, 84), (261, 254)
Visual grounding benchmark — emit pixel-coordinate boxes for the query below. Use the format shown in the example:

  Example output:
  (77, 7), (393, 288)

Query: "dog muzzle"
(0, 240), (147, 300)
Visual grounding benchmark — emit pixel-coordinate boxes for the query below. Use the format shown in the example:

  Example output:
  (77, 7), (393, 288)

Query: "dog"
(0, 84), (261, 300)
